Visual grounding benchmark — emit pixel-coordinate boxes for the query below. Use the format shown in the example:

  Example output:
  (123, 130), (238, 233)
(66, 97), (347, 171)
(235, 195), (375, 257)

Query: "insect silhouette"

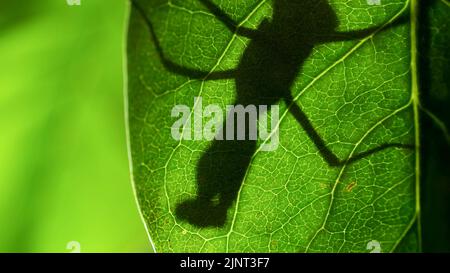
(132, 0), (410, 227)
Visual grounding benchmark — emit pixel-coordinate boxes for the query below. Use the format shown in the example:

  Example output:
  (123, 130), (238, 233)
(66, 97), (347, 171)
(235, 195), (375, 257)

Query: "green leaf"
(126, 0), (423, 252)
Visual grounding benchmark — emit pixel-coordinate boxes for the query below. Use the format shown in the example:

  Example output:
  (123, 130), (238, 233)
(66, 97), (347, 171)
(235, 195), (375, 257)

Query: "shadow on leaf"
(132, 0), (412, 227)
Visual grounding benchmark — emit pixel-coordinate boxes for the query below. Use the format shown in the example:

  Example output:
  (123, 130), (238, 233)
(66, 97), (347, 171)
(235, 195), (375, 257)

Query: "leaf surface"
(127, 0), (422, 252)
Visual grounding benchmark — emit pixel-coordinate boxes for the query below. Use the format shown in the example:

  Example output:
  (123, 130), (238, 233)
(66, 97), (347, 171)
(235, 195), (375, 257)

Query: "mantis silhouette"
(132, 0), (411, 227)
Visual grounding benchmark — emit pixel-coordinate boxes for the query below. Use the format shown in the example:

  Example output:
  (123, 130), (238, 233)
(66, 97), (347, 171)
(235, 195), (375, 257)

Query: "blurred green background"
(0, 0), (150, 252)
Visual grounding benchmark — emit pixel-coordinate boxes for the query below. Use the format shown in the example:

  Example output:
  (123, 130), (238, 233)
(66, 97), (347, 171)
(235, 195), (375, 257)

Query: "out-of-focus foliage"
(0, 0), (149, 252)
(420, 0), (450, 253)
